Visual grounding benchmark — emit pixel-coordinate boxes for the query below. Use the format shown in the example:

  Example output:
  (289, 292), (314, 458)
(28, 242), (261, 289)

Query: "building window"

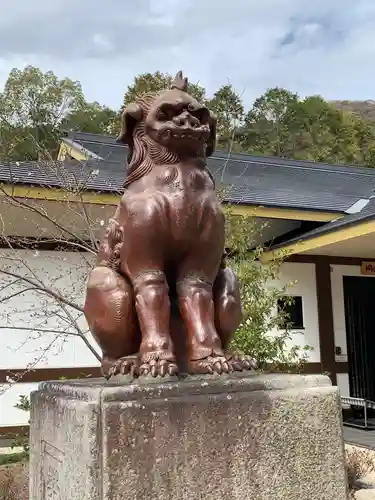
(277, 296), (304, 329)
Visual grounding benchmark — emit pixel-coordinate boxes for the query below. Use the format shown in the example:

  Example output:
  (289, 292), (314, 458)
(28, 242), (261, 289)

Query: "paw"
(225, 351), (257, 371)
(139, 358), (178, 377)
(189, 356), (231, 375)
(105, 355), (140, 378)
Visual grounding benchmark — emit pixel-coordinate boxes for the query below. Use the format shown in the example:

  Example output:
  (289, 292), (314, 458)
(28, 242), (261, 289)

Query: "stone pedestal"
(29, 373), (348, 500)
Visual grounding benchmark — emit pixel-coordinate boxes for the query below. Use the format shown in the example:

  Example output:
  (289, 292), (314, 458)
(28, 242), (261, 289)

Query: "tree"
(241, 88), (375, 167)
(207, 84), (244, 150)
(0, 66), (85, 160)
(288, 96), (375, 165)
(225, 211), (312, 369)
(63, 101), (118, 136)
(242, 87), (300, 157)
(123, 71), (206, 106)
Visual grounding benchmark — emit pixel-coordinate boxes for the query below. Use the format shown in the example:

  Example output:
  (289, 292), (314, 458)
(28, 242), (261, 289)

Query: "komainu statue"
(84, 71), (256, 378)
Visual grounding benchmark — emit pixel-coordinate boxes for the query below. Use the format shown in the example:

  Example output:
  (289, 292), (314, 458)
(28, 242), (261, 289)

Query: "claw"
(120, 360), (131, 375)
(138, 355), (178, 378)
(224, 351), (257, 372)
(103, 355), (140, 379)
(222, 361), (230, 373)
(159, 360), (168, 377)
(140, 364), (150, 376)
(150, 364), (158, 377)
(232, 361), (243, 372)
(214, 361), (223, 373)
(168, 364), (177, 376)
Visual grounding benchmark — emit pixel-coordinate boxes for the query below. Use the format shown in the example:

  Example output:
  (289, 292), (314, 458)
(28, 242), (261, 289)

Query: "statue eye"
(195, 108), (209, 124)
(157, 109), (168, 120)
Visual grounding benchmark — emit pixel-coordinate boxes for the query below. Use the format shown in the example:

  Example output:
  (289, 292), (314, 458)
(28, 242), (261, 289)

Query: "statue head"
(117, 71), (217, 187)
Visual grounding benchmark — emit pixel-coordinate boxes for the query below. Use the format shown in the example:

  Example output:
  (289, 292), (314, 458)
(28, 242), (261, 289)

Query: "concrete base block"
(29, 372), (348, 499)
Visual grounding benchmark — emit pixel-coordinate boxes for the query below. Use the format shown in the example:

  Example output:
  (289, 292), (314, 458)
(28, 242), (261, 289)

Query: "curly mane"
(123, 92), (157, 189)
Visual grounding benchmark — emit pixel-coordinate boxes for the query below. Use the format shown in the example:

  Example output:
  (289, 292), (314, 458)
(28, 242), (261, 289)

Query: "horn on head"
(171, 70), (188, 92)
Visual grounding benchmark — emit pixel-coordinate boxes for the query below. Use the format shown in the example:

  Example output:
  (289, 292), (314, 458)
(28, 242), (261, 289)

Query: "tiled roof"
(270, 198), (375, 249)
(62, 131), (375, 213)
(0, 159), (125, 194)
(3, 131), (375, 217)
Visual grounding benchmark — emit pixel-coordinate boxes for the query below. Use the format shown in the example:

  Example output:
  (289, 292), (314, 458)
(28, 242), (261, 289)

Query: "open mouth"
(163, 127), (208, 142)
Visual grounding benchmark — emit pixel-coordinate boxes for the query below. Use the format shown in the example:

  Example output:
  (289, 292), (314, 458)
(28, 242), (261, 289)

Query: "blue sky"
(0, 0), (374, 110)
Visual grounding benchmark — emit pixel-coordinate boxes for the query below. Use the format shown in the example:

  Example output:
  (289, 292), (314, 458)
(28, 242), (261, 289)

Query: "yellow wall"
(57, 140), (92, 162)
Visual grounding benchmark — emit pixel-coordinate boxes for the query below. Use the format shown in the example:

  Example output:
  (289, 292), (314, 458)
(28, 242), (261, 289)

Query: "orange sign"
(361, 262), (375, 275)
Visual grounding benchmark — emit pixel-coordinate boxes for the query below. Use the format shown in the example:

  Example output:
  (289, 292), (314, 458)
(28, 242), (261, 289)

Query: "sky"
(0, 0), (374, 111)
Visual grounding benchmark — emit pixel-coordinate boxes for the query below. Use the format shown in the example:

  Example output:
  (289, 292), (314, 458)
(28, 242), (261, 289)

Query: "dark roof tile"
(4, 131), (375, 214)
(269, 198), (375, 249)
(64, 132), (375, 213)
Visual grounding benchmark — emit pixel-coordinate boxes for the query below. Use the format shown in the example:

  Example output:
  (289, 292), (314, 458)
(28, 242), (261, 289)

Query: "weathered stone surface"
(29, 372), (348, 500)
(355, 489), (375, 499)
(357, 474), (375, 490)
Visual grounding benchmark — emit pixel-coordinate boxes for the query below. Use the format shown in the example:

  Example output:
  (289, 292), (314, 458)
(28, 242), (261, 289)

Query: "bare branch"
(0, 268), (84, 312)
(0, 325), (85, 336)
(0, 286), (38, 303)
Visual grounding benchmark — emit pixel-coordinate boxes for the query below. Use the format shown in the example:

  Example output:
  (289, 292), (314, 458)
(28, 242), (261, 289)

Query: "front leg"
(133, 270), (177, 376)
(119, 194), (178, 377)
(177, 277), (230, 374)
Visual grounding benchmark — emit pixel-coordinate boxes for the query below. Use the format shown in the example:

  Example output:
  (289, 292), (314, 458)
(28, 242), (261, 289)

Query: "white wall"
(0, 248), (101, 427)
(337, 373), (350, 399)
(272, 262), (320, 362)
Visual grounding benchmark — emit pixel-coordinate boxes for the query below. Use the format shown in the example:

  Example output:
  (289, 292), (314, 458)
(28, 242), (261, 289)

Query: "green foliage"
(9, 396), (31, 459)
(0, 65), (118, 160)
(122, 72), (245, 150)
(62, 101), (118, 136)
(225, 211), (313, 370)
(0, 452), (26, 466)
(207, 84), (244, 149)
(123, 70), (206, 106)
(0, 65), (85, 160)
(240, 87), (375, 166)
(243, 87), (299, 157)
(14, 395), (31, 413)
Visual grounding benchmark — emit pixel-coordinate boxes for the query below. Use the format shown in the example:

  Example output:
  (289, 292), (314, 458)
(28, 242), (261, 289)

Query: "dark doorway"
(343, 276), (375, 402)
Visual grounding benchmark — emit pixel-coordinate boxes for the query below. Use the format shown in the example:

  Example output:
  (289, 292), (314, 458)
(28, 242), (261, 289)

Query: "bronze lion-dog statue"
(84, 71), (255, 378)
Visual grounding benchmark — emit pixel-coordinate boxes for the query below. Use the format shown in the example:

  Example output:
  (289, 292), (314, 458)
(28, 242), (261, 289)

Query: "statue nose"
(174, 112), (199, 128)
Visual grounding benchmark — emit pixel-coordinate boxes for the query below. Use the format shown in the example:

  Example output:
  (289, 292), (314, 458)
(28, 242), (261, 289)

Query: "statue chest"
(119, 185), (224, 241)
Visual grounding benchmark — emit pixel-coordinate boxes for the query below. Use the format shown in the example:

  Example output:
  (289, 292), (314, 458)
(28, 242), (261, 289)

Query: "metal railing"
(341, 396), (375, 429)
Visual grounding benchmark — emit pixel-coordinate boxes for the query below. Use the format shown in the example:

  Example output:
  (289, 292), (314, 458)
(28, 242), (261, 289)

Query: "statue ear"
(205, 112), (217, 157)
(116, 103), (143, 144)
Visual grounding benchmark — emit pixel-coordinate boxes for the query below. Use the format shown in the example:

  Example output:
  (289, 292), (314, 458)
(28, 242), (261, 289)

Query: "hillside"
(332, 100), (375, 125)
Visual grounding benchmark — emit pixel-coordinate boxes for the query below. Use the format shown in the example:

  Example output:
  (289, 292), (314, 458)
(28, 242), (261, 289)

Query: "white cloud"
(92, 34), (113, 53)
(0, 0), (374, 111)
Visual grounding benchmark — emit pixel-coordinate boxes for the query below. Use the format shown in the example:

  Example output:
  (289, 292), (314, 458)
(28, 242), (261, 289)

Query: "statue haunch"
(84, 71), (256, 378)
